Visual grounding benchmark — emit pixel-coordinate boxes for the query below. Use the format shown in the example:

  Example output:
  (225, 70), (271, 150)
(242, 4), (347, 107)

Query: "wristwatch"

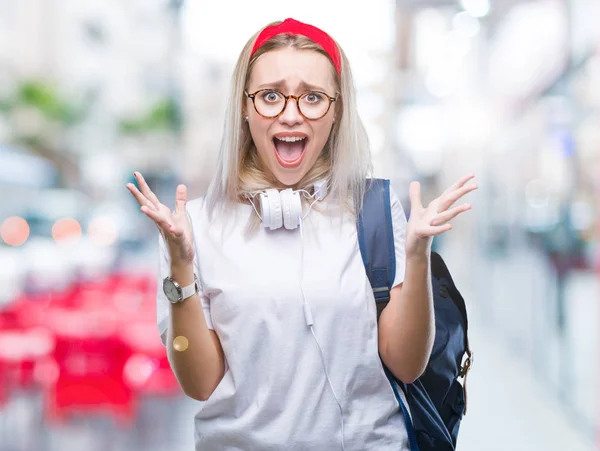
(163, 274), (199, 304)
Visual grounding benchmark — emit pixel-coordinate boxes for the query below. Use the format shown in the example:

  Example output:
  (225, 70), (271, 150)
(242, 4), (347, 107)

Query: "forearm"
(381, 254), (435, 383)
(166, 264), (225, 401)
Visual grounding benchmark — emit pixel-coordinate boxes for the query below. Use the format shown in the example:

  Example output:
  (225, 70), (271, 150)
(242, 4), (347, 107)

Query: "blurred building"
(0, 0), (186, 197)
(392, 0), (600, 439)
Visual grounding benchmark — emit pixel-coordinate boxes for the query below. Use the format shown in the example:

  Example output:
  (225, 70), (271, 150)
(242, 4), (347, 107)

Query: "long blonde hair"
(205, 21), (372, 220)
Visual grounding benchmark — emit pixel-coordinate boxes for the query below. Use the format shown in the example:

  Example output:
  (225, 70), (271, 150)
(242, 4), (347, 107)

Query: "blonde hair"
(205, 21), (372, 220)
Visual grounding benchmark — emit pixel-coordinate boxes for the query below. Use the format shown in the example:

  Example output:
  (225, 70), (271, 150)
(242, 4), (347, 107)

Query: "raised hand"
(126, 172), (195, 268)
(405, 174), (478, 259)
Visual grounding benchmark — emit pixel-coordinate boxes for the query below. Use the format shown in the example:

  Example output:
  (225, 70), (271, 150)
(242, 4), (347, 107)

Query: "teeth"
(275, 136), (305, 143)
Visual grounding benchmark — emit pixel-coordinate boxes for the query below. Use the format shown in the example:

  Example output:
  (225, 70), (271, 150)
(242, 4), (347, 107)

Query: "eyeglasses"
(244, 89), (337, 120)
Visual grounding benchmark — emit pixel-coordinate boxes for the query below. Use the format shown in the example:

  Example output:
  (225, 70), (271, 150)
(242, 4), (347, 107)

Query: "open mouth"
(273, 135), (308, 168)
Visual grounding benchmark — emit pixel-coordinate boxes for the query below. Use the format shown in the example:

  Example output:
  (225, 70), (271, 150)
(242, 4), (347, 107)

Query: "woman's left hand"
(405, 174), (478, 259)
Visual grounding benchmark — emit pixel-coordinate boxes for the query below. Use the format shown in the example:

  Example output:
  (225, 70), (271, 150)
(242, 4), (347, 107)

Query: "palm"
(405, 174), (477, 258)
(166, 206), (194, 264)
(126, 172), (195, 266)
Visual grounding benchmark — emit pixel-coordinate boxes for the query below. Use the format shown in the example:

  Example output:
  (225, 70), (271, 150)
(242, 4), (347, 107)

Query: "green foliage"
(119, 97), (180, 135)
(0, 98), (10, 113)
(0, 80), (85, 126)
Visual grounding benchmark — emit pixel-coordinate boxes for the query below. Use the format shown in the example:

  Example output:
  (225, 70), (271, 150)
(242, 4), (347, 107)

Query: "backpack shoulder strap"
(358, 179), (421, 451)
(357, 178), (396, 319)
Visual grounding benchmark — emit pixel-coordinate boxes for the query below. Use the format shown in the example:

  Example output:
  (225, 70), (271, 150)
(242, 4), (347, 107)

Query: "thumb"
(174, 184), (187, 214)
(409, 181), (423, 210)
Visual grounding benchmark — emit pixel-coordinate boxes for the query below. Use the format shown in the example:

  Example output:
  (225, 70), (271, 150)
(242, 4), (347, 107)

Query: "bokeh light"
(173, 336), (189, 352)
(52, 218), (82, 243)
(87, 216), (118, 246)
(123, 353), (159, 387)
(1, 216), (30, 246)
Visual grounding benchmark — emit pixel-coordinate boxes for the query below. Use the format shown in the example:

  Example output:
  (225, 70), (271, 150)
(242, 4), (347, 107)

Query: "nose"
(278, 97), (304, 126)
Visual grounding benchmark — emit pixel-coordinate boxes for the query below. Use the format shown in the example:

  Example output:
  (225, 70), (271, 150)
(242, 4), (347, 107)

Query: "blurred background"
(0, 0), (598, 450)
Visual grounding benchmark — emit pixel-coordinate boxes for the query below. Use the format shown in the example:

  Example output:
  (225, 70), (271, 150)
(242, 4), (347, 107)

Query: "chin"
(272, 169), (306, 187)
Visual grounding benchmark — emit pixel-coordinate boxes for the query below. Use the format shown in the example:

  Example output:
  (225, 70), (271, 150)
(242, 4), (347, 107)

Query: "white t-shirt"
(156, 187), (411, 451)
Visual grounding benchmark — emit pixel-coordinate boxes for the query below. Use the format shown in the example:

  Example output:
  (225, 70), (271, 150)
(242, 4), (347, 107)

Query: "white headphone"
(248, 180), (328, 230)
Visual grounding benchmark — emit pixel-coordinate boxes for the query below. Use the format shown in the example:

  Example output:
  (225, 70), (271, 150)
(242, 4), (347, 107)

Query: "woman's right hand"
(126, 172), (195, 268)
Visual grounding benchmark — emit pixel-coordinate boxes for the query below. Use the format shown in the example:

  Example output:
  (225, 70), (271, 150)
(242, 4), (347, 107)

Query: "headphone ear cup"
(291, 190), (302, 227)
(260, 189), (283, 230)
(281, 189), (302, 230)
(258, 192), (270, 228)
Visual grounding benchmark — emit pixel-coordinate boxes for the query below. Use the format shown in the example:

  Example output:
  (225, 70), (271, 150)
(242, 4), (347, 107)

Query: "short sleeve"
(156, 229), (213, 347)
(389, 186), (407, 287)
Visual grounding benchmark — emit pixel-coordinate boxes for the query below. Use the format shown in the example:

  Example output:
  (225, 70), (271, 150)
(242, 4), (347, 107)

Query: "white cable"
(246, 194), (263, 221)
(309, 326), (346, 451)
(298, 218), (346, 451)
(301, 196), (320, 220)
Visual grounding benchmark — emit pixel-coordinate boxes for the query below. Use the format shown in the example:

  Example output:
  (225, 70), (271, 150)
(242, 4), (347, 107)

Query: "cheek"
(310, 121), (334, 149)
(249, 121), (272, 153)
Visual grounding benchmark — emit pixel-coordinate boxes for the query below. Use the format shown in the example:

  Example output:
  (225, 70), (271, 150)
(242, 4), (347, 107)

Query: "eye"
(303, 92), (326, 104)
(261, 91), (282, 103)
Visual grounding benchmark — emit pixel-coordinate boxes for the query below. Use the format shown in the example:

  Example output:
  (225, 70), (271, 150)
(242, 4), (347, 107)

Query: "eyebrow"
(257, 80), (328, 92)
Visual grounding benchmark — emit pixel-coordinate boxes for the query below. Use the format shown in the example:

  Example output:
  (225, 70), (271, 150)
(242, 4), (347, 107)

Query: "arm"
(166, 263), (226, 401)
(378, 255), (434, 384)
(126, 173), (226, 401)
(378, 175), (477, 384)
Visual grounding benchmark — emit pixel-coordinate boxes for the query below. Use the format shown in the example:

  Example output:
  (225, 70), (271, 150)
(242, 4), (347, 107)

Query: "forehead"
(248, 47), (336, 92)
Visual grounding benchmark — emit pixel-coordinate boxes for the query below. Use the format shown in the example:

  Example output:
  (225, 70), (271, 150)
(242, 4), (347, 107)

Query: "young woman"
(127, 18), (476, 451)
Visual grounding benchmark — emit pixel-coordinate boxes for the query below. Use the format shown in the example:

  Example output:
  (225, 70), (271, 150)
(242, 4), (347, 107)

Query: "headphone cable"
(299, 218), (347, 451)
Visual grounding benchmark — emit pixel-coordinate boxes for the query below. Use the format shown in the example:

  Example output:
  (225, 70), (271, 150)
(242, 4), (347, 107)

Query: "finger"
(430, 203), (471, 226)
(409, 181), (423, 210)
(439, 183), (478, 211)
(126, 183), (157, 211)
(174, 184), (187, 214)
(140, 205), (172, 231)
(444, 174), (476, 194)
(418, 223), (452, 237)
(134, 172), (162, 209)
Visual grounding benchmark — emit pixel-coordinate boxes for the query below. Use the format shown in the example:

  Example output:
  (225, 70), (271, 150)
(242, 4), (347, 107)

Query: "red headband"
(251, 18), (341, 77)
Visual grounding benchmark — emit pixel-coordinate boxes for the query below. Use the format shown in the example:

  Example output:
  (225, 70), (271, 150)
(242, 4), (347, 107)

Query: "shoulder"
(183, 196), (208, 230)
(388, 184), (407, 226)
(186, 196), (206, 214)
(185, 196), (251, 231)
(388, 183), (406, 209)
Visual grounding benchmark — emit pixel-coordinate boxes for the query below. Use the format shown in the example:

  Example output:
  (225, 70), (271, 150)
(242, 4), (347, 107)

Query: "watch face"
(163, 279), (181, 302)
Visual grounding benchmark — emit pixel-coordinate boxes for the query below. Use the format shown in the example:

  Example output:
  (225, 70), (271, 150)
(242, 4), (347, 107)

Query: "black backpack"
(357, 178), (473, 451)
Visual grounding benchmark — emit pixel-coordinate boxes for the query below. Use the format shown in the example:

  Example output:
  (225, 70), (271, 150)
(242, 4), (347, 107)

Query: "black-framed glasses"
(244, 89), (337, 120)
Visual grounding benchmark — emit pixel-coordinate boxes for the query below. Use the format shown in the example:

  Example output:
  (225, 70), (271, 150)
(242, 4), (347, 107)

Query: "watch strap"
(180, 274), (199, 301)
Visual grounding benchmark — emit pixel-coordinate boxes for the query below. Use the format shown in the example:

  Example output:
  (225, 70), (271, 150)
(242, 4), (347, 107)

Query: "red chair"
(0, 327), (55, 392)
(28, 270), (168, 426)
(43, 309), (136, 427)
(120, 322), (180, 397)
(0, 358), (8, 408)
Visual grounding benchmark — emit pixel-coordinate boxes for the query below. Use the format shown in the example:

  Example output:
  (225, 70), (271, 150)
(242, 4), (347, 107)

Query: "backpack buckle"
(459, 352), (473, 378)
(373, 286), (390, 302)
(460, 351), (473, 415)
